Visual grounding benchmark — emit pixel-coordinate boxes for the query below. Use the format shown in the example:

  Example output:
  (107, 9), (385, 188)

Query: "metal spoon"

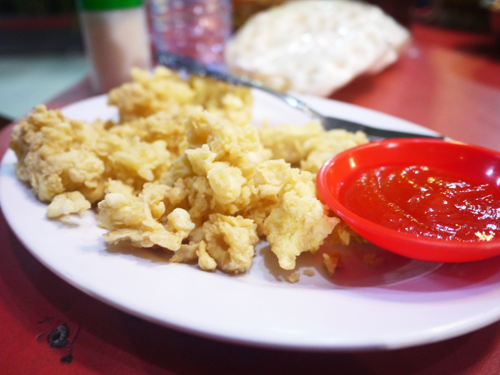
(157, 52), (444, 140)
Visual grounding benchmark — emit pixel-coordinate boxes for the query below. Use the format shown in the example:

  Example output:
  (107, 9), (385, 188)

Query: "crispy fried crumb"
(47, 191), (91, 218)
(197, 241), (217, 272)
(10, 66), (369, 275)
(263, 168), (340, 270)
(328, 220), (367, 246)
(323, 253), (340, 277)
(286, 272), (300, 283)
(302, 269), (315, 277)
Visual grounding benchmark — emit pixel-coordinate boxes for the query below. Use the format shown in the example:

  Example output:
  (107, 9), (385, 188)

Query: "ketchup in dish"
(340, 165), (500, 242)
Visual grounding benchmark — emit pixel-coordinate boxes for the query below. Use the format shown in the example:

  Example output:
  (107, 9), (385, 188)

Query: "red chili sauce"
(340, 165), (500, 242)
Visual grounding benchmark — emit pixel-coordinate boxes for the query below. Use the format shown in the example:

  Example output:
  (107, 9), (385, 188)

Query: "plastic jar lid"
(77, 0), (143, 11)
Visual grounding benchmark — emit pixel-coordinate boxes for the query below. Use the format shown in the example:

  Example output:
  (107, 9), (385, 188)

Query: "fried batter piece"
(98, 182), (194, 250)
(160, 110), (271, 222)
(108, 67), (253, 126)
(197, 241), (217, 272)
(96, 110), (265, 272)
(47, 191), (91, 218)
(100, 108), (196, 162)
(10, 105), (106, 203)
(9, 105), (180, 205)
(98, 110), (338, 273)
(259, 122), (369, 173)
(263, 168), (340, 270)
(203, 214), (259, 274)
(11, 67), (366, 275)
(258, 121), (325, 166)
(244, 159), (291, 233)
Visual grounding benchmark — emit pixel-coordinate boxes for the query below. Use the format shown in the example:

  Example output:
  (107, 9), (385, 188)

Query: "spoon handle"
(156, 52), (444, 140)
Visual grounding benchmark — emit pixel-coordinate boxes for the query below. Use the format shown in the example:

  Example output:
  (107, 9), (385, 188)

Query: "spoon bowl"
(317, 138), (500, 263)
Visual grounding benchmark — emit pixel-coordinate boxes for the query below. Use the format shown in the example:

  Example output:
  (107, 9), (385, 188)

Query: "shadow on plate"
(101, 228), (500, 293)
(256, 234), (500, 292)
(318, 240), (442, 288)
(251, 238), (441, 289)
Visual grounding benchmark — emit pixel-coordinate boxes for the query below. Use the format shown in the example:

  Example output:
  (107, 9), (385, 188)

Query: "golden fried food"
(259, 122), (369, 173)
(10, 105), (106, 203)
(108, 67), (253, 126)
(47, 191), (91, 218)
(263, 167), (339, 270)
(10, 66), (369, 275)
(323, 253), (340, 277)
(286, 272), (301, 283)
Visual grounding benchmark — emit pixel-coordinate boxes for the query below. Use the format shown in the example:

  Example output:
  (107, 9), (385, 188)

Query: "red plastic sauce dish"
(316, 138), (500, 263)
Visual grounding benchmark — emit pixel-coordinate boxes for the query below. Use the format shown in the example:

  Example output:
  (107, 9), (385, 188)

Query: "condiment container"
(77, 0), (152, 93)
(317, 138), (500, 263)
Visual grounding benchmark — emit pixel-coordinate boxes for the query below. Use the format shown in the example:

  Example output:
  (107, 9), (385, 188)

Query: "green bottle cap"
(77, 0), (143, 11)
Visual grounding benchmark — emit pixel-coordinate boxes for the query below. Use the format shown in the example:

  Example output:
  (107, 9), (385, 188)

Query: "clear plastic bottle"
(78, 0), (152, 93)
(147, 0), (232, 66)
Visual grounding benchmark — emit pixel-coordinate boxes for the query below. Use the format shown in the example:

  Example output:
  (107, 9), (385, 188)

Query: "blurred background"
(0, 0), (87, 121)
(0, 0), (494, 122)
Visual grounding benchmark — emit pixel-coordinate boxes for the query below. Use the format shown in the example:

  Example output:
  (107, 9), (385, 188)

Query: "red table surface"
(1, 23), (500, 374)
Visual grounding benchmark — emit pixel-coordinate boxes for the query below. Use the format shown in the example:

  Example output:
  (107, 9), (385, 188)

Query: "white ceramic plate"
(2, 92), (500, 351)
